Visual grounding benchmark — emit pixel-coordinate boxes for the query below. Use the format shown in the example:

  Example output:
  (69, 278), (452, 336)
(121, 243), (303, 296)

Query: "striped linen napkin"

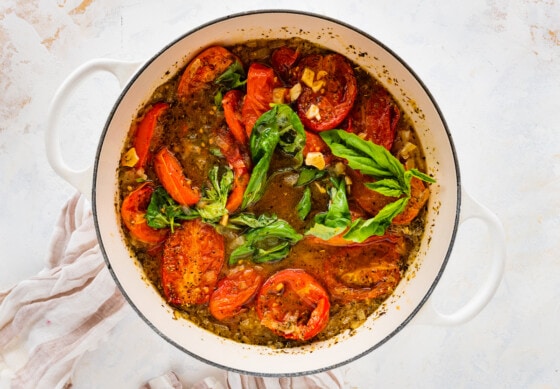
(0, 193), (346, 389)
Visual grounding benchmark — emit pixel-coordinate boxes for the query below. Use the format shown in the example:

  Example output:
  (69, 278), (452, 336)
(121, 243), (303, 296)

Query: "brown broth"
(117, 38), (428, 348)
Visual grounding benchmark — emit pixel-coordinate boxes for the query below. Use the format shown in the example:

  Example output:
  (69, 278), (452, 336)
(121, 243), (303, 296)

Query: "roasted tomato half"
(271, 45), (299, 83)
(323, 235), (404, 304)
(296, 53), (357, 131)
(209, 265), (264, 321)
(177, 46), (239, 98)
(161, 219), (225, 306)
(153, 146), (201, 206)
(347, 87), (401, 151)
(241, 63), (280, 136)
(120, 182), (168, 245)
(222, 89), (248, 146)
(256, 269), (330, 341)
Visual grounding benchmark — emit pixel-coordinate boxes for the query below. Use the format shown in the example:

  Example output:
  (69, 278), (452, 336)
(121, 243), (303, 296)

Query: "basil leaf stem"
(297, 186), (312, 220)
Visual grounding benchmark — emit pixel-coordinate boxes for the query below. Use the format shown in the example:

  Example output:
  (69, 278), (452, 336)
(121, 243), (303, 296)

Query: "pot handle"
(46, 59), (142, 200)
(414, 190), (506, 325)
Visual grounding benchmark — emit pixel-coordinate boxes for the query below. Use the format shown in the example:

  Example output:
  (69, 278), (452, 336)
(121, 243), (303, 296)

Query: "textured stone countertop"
(1, 0), (559, 387)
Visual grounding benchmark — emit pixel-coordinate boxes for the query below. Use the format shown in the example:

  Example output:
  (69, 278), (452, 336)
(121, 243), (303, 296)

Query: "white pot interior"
(93, 11), (459, 376)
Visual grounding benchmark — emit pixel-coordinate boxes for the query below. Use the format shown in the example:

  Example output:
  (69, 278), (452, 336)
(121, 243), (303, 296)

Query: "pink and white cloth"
(0, 193), (346, 389)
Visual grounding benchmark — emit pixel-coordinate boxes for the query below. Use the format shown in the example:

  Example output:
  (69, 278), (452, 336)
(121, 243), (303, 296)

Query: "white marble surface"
(1, 0), (559, 387)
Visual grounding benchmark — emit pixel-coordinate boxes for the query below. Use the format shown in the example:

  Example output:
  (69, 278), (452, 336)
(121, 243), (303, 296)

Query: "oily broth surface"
(117, 38), (428, 348)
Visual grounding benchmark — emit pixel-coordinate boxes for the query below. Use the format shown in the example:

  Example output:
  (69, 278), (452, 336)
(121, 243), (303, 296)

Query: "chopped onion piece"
(333, 161), (346, 175)
(311, 80), (324, 93)
(122, 147), (139, 167)
(305, 104), (321, 120)
(301, 68), (315, 88)
(289, 83), (302, 101)
(399, 142), (417, 159)
(316, 70), (328, 80)
(272, 87), (287, 104)
(305, 151), (326, 170)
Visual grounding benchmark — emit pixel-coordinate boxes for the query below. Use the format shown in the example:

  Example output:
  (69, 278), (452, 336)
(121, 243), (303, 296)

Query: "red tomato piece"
(120, 183), (168, 245)
(296, 53), (357, 131)
(323, 236), (405, 304)
(209, 266), (264, 321)
(221, 89), (248, 145)
(161, 219), (225, 306)
(133, 102), (169, 170)
(256, 269), (330, 341)
(241, 63), (279, 136)
(271, 46), (299, 82)
(153, 146), (201, 206)
(348, 88), (401, 150)
(214, 127), (251, 213)
(177, 46), (239, 98)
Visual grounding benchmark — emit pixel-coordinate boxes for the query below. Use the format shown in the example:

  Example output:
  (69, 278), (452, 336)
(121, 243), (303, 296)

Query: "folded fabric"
(0, 193), (347, 389)
(0, 193), (128, 388)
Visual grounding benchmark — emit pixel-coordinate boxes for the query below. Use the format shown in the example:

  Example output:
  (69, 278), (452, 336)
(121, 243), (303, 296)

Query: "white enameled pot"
(46, 10), (505, 376)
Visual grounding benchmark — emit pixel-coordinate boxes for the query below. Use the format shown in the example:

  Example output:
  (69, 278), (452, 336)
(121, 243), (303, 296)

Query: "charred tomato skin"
(256, 269), (330, 341)
(209, 266), (264, 321)
(161, 219), (225, 306)
(120, 182), (169, 245)
(296, 53), (357, 132)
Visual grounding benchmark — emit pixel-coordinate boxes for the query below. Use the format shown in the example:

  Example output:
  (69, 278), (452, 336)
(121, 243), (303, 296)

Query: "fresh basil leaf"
(242, 128), (280, 209)
(213, 61), (247, 108)
(312, 129), (436, 241)
(364, 178), (403, 197)
(320, 130), (399, 179)
(409, 168), (436, 184)
(196, 166), (233, 222)
(252, 242), (292, 263)
(295, 166), (327, 187)
(146, 186), (198, 232)
(228, 216), (302, 265)
(274, 104), (306, 166)
(228, 212), (279, 229)
(305, 178), (351, 240)
(343, 197), (410, 242)
(215, 61), (246, 90)
(242, 105), (306, 209)
(297, 187), (312, 220)
(305, 221), (347, 241)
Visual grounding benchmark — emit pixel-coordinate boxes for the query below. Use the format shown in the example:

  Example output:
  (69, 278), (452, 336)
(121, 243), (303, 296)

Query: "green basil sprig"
(309, 129), (436, 242)
(305, 177), (352, 240)
(214, 61), (247, 107)
(146, 166), (233, 231)
(228, 213), (302, 265)
(146, 187), (199, 232)
(196, 166), (234, 222)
